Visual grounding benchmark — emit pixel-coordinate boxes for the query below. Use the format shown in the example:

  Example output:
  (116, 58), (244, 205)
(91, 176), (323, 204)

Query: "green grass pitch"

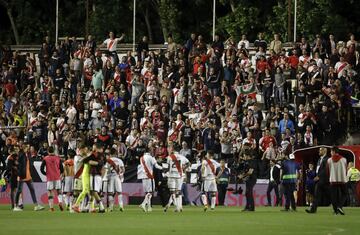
(1, 205), (359, 235)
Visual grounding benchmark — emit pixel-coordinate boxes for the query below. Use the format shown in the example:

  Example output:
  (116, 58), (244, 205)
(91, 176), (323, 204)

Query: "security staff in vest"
(347, 162), (360, 206)
(238, 149), (257, 212)
(280, 153), (300, 211)
(306, 147), (330, 213)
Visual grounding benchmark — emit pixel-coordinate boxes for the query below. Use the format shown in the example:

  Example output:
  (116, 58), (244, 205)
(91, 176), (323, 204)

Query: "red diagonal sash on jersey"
(206, 159), (216, 175)
(108, 39), (115, 50)
(141, 156), (153, 179)
(170, 154), (182, 177)
(130, 137), (139, 148)
(74, 165), (83, 179)
(107, 158), (120, 174)
(337, 62), (347, 74)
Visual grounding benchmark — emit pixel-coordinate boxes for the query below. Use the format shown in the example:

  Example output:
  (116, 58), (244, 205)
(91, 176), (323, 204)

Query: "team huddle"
(12, 142), (221, 213)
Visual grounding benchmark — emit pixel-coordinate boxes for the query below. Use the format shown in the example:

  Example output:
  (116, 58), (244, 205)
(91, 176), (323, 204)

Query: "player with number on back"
(40, 146), (64, 211)
(201, 150), (220, 211)
(105, 148), (125, 212)
(164, 143), (190, 212)
(137, 143), (162, 212)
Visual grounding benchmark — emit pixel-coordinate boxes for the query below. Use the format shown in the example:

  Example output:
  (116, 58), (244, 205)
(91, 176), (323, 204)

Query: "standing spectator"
(216, 159), (230, 206)
(327, 146), (347, 215)
(269, 33), (283, 55)
(6, 146), (19, 209)
(13, 143), (44, 211)
(101, 31), (125, 66)
(237, 34), (250, 50)
(254, 32), (267, 51)
(136, 36), (149, 63)
(306, 147), (330, 213)
(278, 112), (295, 134)
(274, 67), (285, 107)
(91, 66), (104, 91)
(266, 160), (280, 207)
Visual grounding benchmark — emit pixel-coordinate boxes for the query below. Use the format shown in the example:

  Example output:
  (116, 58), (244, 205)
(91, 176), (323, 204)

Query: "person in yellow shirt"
(347, 162), (360, 206)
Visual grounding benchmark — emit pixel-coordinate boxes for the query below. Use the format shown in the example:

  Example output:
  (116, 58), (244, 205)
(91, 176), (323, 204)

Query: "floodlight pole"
(293, 0), (297, 42)
(133, 0), (136, 53)
(213, 0), (216, 41)
(55, 0), (59, 46)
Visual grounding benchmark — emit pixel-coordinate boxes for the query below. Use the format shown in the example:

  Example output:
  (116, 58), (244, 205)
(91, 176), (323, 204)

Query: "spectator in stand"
(238, 34), (250, 50)
(269, 33), (283, 55)
(101, 31), (125, 66)
(254, 32), (267, 51)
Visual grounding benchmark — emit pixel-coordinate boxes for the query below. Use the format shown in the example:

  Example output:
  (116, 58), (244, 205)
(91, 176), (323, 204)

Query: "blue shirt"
(278, 118), (295, 134)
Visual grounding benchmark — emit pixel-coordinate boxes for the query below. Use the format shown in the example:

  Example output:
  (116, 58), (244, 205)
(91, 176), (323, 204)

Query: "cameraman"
(238, 148), (257, 212)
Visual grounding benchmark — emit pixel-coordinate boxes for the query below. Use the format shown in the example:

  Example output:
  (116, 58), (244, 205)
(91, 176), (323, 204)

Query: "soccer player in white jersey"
(137, 144), (162, 212)
(201, 150), (220, 211)
(105, 148), (125, 212)
(164, 144), (189, 212)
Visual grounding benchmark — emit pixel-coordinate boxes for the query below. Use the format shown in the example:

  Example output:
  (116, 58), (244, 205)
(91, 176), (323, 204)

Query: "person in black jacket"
(153, 158), (169, 208)
(13, 143), (44, 211)
(306, 147), (330, 213)
(239, 150), (258, 212)
(266, 160), (281, 206)
(6, 146), (19, 209)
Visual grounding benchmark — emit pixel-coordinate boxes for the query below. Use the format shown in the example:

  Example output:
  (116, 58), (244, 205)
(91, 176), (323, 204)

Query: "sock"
(58, 194), (63, 205)
(67, 194), (72, 207)
(118, 194), (123, 208)
(18, 196), (23, 206)
(49, 196), (54, 209)
(167, 195), (173, 207)
(142, 195), (148, 206)
(99, 200), (104, 211)
(147, 193), (152, 208)
(201, 194), (208, 206)
(69, 196), (73, 209)
(79, 197), (86, 210)
(211, 196), (216, 209)
(108, 195), (114, 210)
(178, 195), (183, 210)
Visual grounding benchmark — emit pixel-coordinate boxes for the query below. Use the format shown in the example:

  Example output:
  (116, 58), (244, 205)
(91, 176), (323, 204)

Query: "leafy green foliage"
(1, 0), (360, 44)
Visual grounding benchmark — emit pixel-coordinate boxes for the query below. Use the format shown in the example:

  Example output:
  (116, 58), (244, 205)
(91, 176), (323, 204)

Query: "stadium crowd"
(0, 31), (360, 211)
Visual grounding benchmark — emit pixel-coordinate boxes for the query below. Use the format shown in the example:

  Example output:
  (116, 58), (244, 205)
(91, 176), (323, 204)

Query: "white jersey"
(106, 157), (125, 181)
(137, 153), (162, 180)
(202, 158), (220, 180)
(103, 38), (121, 52)
(74, 155), (83, 178)
(167, 153), (189, 178)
